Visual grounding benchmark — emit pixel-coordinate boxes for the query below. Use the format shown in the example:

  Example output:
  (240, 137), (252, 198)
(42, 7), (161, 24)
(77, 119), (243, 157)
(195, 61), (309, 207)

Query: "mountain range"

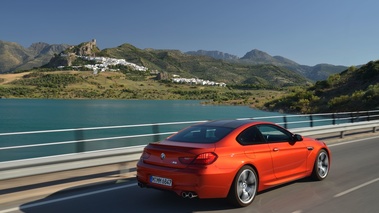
(0, 40), (348, 82)
(0, 40), (69, 73)
(186, 49), (348, 81)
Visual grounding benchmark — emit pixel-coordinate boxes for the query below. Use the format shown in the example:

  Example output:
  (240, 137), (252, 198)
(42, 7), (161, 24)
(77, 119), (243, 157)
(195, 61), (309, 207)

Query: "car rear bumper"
(136, 160), (234, 199)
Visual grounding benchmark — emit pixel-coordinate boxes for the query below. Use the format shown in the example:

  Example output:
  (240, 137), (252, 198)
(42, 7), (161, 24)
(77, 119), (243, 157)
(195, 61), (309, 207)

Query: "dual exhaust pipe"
(181, 191), (198, 199)
(138, 182), (197, 199)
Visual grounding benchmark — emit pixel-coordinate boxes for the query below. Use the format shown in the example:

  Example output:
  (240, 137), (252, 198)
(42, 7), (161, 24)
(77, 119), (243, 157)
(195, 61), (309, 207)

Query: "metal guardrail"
(292, 120), (379, 137)
(2, 110), (379, 159)
(1, 110), (379, 181)
(0, 146), (145, 181)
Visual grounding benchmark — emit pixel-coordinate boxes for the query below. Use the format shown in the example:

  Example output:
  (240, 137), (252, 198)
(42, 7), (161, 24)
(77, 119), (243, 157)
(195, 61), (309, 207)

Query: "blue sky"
(1, 0), (378, 66)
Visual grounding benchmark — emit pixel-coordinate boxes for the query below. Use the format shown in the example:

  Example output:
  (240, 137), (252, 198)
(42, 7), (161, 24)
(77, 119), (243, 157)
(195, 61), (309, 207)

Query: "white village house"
(59, 55), (226, 86)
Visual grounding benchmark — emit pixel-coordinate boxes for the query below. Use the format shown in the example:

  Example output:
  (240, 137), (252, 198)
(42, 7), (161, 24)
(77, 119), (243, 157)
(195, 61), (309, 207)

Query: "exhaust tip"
(182, 192), (189, 198)
(181, 191), (198, 199)
(188, 192), (198, 198)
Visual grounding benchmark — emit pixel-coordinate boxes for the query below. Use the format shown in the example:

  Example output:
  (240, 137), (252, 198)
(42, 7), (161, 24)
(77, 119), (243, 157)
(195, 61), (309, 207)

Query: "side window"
(236, 126), (265, 145)
(256, 125), (292, 143)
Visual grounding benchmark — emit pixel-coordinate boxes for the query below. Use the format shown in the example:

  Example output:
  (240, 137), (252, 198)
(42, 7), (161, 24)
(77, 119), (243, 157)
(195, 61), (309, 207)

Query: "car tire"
(228, 165), (258, 207)
(311, 149), (330, 181)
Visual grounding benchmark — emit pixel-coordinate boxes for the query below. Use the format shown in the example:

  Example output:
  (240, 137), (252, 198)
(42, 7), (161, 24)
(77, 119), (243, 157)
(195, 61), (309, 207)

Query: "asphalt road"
(2, 136), (379, 213)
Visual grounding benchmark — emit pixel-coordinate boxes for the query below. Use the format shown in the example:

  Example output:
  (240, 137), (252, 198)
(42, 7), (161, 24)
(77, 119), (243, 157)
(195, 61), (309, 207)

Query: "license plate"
(150, 175), (172, 186)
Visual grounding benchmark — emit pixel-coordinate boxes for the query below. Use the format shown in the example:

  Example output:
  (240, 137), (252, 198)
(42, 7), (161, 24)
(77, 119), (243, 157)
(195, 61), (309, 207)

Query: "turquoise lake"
(0, 99), (286, 133)
(0, 99), (288, 161)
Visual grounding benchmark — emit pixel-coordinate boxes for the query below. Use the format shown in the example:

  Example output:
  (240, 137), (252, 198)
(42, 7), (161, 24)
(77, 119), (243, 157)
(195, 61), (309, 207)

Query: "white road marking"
(0, 183), (137, 213)
(330, 137), (379, 198)
(334, 177), (379, 198)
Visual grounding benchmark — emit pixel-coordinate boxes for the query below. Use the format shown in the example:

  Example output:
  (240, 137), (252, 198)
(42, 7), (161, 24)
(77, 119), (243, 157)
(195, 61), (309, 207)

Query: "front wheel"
(311, 149), (330, 181)
(228, 166), (258, 207)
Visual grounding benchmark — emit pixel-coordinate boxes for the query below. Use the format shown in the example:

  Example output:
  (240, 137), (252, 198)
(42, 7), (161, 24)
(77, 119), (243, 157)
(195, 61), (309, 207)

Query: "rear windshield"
(167, 126), (233, 143)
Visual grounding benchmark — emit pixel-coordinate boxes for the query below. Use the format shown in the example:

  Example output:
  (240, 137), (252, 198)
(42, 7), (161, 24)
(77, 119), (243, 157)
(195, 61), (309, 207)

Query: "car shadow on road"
(19, 176), (320, 213)
(19, 178), (237, 213)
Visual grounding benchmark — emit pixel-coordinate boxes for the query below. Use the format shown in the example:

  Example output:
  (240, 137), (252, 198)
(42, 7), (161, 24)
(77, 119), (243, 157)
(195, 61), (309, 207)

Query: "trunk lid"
(141, 140), (216, 169)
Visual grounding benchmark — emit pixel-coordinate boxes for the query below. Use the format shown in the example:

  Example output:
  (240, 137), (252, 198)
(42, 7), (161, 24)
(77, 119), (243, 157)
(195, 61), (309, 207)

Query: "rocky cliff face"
(70, 39), (99, 56)
(44, 39), (100, 68)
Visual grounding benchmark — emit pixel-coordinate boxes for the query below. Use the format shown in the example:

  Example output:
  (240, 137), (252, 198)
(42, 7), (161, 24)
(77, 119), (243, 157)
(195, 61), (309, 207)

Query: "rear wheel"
(228, 166), (258, 207)
(311, 149), (330, 181)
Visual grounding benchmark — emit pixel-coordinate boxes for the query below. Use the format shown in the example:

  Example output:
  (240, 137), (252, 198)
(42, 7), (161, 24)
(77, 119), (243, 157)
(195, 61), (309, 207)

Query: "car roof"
(195, 119), (267, 129)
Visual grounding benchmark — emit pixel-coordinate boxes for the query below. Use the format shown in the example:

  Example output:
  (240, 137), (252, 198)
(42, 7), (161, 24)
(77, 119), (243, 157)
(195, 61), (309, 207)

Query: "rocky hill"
(44, 39), (100, 68)
(0, 41), (69, 73)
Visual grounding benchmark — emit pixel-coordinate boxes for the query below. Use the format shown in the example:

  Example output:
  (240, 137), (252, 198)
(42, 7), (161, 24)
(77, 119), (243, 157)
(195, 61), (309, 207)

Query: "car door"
(236, 126), (276, 182)
(256, 124), (308, 180)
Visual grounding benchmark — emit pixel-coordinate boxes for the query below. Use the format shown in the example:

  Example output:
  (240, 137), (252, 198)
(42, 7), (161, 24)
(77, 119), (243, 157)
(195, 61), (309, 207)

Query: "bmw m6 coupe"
(137, 119), (331, 207)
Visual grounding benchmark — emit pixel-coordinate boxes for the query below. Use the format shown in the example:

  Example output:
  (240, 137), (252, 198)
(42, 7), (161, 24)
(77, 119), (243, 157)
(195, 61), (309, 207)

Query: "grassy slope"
(0, 70), (286, 108)
(264, 60), (379, 113)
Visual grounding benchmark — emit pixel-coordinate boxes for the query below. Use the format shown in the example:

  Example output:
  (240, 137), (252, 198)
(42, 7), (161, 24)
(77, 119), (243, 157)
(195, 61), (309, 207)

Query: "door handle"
(273, 148), (279, 152)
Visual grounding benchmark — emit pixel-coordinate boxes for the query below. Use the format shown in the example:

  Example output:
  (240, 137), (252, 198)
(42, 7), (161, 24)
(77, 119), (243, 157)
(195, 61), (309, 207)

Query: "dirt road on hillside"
(0, 72), (30, 84)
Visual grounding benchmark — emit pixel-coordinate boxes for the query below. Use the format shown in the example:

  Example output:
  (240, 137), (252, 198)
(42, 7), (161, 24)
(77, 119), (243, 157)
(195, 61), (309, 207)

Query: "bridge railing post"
(332, 113), (336, 125)
(75, 129), (85, 153)
(309, 115), (314, 127)
(283, 116), (288, 129)
(153, 125), (160, 142)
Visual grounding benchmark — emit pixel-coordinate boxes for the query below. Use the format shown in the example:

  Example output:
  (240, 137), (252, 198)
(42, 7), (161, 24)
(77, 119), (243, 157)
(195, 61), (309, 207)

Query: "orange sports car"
(137, 120), (331, 207)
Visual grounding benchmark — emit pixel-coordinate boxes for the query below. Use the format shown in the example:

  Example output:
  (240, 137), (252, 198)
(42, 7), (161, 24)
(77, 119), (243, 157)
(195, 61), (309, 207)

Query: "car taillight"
(179, 152), (218, 165)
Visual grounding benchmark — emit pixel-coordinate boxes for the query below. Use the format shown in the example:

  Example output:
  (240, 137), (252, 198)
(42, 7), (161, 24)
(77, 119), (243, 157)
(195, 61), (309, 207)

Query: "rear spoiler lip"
(146, 140), (216, 152)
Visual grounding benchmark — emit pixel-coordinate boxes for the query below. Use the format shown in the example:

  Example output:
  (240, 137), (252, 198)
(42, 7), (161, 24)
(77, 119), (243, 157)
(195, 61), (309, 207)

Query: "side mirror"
(293, 134), (303, 142)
